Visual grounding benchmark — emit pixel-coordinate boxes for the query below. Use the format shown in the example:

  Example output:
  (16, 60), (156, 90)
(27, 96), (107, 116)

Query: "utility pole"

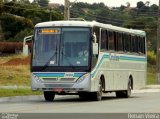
(0, 0), (3, 15)
(49, 7), (52, 21)
(64, 0), (70, 20)
(156, 0), (160, 84)
(0, 0), (3, 41)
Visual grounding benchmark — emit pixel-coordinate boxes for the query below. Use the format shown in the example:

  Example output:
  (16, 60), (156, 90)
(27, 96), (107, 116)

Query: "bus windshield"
(32, 27), (90, 67)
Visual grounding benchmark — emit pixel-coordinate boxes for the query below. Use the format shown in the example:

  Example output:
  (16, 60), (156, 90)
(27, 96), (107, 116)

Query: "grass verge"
(0, 54), (27, 65)
(147, 65), (156, 85)
(0, 65), (30, 86)
(0, 88), (42, 97)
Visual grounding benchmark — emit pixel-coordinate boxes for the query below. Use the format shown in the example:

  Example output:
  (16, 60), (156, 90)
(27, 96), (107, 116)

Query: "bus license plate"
(53, 88), (63, 92)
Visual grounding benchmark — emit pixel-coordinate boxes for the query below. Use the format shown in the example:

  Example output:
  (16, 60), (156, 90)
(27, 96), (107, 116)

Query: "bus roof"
(35, 20), (146, 36)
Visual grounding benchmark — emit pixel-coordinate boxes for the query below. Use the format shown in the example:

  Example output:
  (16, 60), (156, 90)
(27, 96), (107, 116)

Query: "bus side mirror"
(23, 35), (33, 56)
(92, 43), (98, 55)
(93, 32), (97, 43)
(92, 32), (98, 55)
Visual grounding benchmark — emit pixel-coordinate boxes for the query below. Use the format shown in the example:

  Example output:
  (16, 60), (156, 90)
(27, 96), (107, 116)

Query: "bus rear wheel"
(125, 79), (132, 98)
(116, 79), (132, 98)
(43, 91), (55, 102)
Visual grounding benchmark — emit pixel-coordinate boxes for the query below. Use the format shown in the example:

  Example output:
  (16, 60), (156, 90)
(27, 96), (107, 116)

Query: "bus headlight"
(32, 74), (41, 82)
(76, 73), (90, 83)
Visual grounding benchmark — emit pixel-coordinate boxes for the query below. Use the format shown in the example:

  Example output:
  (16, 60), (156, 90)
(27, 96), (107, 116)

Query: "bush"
(0, 42), (32, 54)
(0, 42), (23, 53)
(147, 51), (156, 65)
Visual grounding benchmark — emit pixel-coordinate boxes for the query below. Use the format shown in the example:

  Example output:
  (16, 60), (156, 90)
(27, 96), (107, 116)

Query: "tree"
(120, 5), (126, 11)
(0, 13), (34, 40)
(0, 0), (3, 15)
(19, 0), (30, 4)
(145, 1), (150, 6)
(126, 2), (130, 8)
(13, 29), (32, 41)
(137, 1), (145, 9)
(123, 17), (157, 51)
(33, 0), (49, 7)
(150, 4), (158, 12)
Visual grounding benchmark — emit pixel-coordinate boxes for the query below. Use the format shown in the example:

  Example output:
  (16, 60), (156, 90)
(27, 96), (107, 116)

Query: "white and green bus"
(31, 20), (147, 101)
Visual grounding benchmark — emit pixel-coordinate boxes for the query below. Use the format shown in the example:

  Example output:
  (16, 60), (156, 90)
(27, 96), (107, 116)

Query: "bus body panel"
(91, 52), (147, 92)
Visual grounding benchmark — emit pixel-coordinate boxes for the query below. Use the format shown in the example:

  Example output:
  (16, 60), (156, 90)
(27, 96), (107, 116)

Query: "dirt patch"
(2, 56), (30, 66)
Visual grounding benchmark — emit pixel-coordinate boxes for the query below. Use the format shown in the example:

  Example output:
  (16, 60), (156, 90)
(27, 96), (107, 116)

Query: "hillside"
(0, 0), (158, 51)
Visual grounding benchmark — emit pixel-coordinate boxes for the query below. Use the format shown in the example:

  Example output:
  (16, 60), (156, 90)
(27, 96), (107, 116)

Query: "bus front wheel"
(43, 91), (55, 102)
(92, 80), (103, 101)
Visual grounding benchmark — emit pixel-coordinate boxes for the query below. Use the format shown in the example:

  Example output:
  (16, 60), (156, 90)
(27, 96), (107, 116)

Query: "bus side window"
(123, 34), (127, 52)
(138, 36), (142, 54)
(129, 35), (132, 52)
(100, 29), (107, 50)
(108, 31), (114, 50)
(135, 36), (139, 53)
(118, 33), (123, 51)
(106, 30), (109, 50)
(124, 34), (131, 52)
(132, 36), (137, 53)
(131, 35), (134, 52)
(122, 33), (125, 51)
(143, 37), (146, 54)
(114, 32), (118, 51)
(139, 37), (146, 55)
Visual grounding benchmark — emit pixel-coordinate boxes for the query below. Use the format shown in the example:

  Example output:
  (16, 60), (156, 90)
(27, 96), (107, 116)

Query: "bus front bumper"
(31, 73), (91, 92)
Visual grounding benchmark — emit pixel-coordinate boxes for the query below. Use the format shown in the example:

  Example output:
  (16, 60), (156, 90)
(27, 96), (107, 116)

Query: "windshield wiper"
(42, 43), (58, 70)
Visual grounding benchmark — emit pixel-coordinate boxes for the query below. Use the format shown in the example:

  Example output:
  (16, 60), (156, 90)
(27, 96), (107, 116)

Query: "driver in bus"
(78, 45), (88, 58)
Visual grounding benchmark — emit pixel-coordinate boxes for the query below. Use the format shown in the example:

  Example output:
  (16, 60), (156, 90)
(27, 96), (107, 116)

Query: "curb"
(133, 89), (160, 93)
(132, 85), (160, 93)
(0, 95), (43, 103)
(144, 85), (160, 89)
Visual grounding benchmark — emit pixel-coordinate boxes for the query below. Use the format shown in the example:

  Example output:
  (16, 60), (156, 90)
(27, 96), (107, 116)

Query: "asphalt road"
(0, 92), (160, 113)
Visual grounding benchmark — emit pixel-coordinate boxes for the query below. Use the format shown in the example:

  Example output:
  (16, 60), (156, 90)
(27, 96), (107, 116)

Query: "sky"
(50, 0), (159, 7)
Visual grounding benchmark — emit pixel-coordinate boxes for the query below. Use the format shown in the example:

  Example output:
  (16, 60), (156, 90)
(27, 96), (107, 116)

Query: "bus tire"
(115, 91), (124, 98)
(44, 91), (55, 102)
(116, 79), (132, 98)
(92, 80), (103, 101)
(78, 92), (89, 98)
(124, 79), (132, 98)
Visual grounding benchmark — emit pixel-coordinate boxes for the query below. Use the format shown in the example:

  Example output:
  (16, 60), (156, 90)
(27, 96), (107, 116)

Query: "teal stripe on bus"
(120, 56), (147, 61)
(91, 54), (109, 77)
(34, 73), (85, 78)
(34, 73), (64, 78)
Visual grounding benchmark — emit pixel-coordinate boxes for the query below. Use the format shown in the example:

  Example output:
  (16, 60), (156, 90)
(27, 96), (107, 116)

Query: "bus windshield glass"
(32, 27), (90, 67)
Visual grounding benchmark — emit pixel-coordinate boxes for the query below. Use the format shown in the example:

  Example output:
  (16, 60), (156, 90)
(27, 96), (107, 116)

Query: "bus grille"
(42, 78), (57, 82)
(60, 78), (75, 82)
(44, 84), (73, 88)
